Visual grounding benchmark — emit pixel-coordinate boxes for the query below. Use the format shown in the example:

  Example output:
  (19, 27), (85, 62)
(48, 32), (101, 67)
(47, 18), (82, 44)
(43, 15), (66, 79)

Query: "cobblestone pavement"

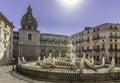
(0, 65), (29, 83)
(0, 66), (53, 83)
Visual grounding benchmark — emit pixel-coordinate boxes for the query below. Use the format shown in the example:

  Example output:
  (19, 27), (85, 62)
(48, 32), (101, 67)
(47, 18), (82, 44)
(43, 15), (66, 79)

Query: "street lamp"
(12, 58), (15, 71)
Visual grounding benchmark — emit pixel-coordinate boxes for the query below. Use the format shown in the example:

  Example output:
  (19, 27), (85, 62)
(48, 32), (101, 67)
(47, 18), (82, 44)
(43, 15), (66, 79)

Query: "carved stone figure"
(21, 57), (26, 64)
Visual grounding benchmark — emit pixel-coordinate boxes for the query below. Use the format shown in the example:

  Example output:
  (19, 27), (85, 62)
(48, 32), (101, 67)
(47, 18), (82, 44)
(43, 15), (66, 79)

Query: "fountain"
(16, 37), (120, 82)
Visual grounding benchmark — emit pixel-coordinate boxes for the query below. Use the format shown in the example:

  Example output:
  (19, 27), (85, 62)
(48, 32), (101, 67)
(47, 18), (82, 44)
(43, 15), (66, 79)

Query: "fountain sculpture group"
(18, 51), (117, 74)
(16, 38), (120, 82)
(17, 38), (118, 74)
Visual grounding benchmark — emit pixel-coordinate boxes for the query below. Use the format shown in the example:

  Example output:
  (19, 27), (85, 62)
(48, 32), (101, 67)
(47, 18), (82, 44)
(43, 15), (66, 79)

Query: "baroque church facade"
(13, 6), (69, 60)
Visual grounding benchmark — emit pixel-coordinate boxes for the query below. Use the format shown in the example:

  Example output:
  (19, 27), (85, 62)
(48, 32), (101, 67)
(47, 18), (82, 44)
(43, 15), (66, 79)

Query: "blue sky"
(0, 0), (120, 36)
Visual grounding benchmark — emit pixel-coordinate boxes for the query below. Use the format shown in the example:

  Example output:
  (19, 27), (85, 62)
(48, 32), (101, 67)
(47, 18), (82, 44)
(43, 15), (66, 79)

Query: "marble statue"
(91, 55), (94, 65)
(59, 53), (62, 59)
(109, 56), (115, 72)
(43, 56), (46, 63)
(21, 57), (26, 64)
(38, 56), (41, 63)
(43, 53), (53, 65)
(53, 57), (55, 66)
(18, 57), (21, 65)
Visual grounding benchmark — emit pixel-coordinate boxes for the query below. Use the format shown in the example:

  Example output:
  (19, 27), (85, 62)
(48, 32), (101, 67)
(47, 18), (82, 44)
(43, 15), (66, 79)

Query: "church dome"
(21, 6), (38, 30)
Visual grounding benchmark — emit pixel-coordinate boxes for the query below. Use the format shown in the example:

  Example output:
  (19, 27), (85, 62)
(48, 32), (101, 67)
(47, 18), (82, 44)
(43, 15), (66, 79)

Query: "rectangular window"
(98, 28), (99, 31)
(10, 36), (11, 42)
(110, 39), (112, 42)
(110, 44), (113, 50)
(5, 23), (7, 28)
(115, 39), (117, 42)
(115, 44), (117, 50)
(28, 33), (32, 40)
(97, 45), (99, 51)
(82, 47), (84, 51)
(102, 44), (105, 50)
(0, 19), (1, 24)
(87, 46), (89, 50)
(87, 30), (89, 34)
(4, 33), (6, 40)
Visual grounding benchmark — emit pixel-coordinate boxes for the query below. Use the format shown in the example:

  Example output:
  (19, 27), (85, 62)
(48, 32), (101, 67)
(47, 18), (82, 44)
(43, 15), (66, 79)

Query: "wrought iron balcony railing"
(109, 36), (120, 39)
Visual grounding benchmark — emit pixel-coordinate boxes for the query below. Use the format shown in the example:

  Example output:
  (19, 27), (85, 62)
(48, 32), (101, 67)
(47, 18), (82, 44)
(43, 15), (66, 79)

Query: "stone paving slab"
(0, 66), (28, 83)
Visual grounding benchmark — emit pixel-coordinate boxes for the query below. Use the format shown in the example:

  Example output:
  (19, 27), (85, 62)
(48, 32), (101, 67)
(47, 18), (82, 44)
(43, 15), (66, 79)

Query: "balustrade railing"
(16, 65), (120, 82)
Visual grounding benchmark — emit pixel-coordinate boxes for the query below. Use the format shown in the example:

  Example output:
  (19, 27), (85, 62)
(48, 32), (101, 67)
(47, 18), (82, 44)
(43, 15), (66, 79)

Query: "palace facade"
(0, 12), (14, 61)
(71, 23), (120, 63)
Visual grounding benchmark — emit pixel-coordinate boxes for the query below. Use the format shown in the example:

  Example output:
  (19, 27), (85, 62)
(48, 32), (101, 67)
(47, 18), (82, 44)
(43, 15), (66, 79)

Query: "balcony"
(109, 48), (120, 51)
(85, 39), (90, 42)
(92, 37), (100, 40)
(93, 49), (100, 52)
(2, 39), (7, 43)
(109, 36), (120, 39)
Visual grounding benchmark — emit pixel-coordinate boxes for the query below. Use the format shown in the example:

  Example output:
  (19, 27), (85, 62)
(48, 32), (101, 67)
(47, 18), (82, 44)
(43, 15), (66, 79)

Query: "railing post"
(118, 70), (119, 80)
(105, 70), (107, 81)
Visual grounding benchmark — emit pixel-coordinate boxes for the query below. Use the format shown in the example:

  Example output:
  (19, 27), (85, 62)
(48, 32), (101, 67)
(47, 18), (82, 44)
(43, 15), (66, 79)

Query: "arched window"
(28, 33), (32, 40)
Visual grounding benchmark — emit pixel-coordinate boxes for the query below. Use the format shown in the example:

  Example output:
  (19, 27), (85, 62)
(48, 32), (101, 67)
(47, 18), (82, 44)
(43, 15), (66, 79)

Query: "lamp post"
(12, 58), (15, 71)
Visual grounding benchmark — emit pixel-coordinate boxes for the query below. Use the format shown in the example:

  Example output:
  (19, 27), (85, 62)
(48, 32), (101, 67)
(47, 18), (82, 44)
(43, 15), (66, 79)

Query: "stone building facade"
(40, 33), (69, 59)
(71, 23), (120, 63)
(0, 12), (14, 60)
(13, 6), (69, 60)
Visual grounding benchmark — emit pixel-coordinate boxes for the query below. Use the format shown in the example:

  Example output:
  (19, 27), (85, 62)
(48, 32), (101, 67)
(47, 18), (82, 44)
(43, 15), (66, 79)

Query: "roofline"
(41, 33), (69, 37)
(71, 22), (120, 36)
(0, 12), (15, 28)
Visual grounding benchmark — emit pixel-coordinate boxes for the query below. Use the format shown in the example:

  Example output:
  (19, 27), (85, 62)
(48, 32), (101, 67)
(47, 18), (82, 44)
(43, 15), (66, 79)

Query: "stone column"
(80, 58), (84, 74)
(21, 46), (22, 58)
(102, 57), (105, 65)
(53, 57), (55, 66)
(43, 56), (46, 63)
(46, 47), (48, 57)
(19, 46), (20, 57)
(35, 47), (37, 59)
